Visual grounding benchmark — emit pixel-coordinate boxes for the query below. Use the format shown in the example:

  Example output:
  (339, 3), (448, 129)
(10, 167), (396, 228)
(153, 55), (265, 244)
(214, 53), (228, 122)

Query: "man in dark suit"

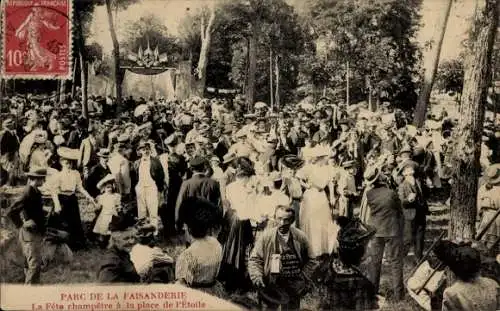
(398, 164), (428, 260)
(133, 140), (165, 236)
(175, 156), (222, 234)
(362, 166), (404, 302)
(7, 168), (47, 284)
(85, 148), (112, 198)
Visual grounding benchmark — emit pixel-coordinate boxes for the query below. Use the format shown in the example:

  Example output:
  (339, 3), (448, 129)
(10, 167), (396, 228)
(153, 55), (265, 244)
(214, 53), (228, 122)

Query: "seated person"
(130, 220), (174, 283)
(175, 198), (226, 298)
(433, 240), (499, 311)
(317, 216), (381, 310)
(97, 215), (140, 283)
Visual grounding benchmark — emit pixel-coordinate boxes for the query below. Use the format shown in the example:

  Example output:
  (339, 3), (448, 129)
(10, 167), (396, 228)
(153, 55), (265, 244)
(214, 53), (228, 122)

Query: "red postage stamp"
(1, 0), (72, 79)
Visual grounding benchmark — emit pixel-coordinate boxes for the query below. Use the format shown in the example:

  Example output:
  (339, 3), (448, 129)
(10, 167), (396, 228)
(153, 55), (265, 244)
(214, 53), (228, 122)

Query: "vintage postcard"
(0, 0), (499, 310)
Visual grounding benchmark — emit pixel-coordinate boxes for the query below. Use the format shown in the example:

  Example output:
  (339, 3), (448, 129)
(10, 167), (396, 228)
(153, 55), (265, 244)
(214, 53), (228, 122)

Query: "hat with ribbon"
(364, 166), (381, 185)
(57, 147), (80, 160)
(97, 174), (116, 190)
(280, 154), (305, 170)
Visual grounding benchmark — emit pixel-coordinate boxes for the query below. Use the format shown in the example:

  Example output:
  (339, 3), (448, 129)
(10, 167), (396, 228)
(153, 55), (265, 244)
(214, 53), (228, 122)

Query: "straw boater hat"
(96, 148), (110, 158)
(57, 147), (80, 161)
(97, 174), (115, 190)
(280, 155), (305, 170)
(254, 101), (268, 109)
(134, 104), (149, 118)
(25, 168), (47, 178)
(364, 166), (381, 185)
(223, 152), (237, 164)
(484, 164), (500, 185)
(310, 145), (331, 158)
(137, 140), (152, 150)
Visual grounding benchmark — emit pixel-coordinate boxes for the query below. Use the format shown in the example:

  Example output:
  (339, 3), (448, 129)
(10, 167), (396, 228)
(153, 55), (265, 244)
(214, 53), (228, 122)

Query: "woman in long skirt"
(296, 146), (339, 257)
(218, 157), (257, 293)
(49, 147), (97, 251)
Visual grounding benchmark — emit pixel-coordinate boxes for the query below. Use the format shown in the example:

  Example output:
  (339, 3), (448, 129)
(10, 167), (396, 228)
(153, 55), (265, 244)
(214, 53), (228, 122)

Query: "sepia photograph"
(0, 0), (499, 310)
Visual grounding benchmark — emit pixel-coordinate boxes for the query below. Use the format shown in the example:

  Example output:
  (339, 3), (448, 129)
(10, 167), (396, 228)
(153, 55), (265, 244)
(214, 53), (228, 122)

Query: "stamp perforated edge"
(1, 0), (74, 80)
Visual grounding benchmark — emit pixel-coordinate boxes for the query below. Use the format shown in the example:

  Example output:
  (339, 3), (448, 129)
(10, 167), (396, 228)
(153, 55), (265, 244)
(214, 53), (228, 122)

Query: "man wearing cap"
(337, 160), (359, 218)
(393, 145), (419, 186)
(249, 205), (316, 310)
(85, 148), (112, 198)
(78, 125), (99, 177)
(96, 120), (113, 149)
(134, 141), (165, 236)
(7, 169), (47, 284)
(66, 117), (87, 149)
(398, 163), (428, 259)
(362, 166), (404, 301)
(175, 156), (222, 235)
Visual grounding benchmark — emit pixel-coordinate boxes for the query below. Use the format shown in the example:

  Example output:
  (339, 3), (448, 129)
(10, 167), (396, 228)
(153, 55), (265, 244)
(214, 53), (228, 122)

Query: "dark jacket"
(85, 163), (111, 198)
(175, 173), (222, 225)
(133, 157), (165, 192)
(398, 179), (428, 220)
(0, 130), (20, 156)
(248, 226), (317, 284)
(7, 185), (45, 233)
(366, 185), (403, 237)
(97, 247), (140, 283)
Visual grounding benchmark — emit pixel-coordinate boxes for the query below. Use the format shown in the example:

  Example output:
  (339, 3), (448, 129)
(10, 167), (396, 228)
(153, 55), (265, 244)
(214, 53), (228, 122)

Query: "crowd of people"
(2, 91), (499, 310)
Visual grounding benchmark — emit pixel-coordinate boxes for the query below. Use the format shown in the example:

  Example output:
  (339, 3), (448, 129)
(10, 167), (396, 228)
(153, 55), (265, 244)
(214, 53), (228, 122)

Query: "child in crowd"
(93, 174), (121, 248)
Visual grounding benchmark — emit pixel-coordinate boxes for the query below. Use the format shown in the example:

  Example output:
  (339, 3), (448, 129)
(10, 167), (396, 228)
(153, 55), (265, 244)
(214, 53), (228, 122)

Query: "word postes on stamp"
(2, 0), (72, 79)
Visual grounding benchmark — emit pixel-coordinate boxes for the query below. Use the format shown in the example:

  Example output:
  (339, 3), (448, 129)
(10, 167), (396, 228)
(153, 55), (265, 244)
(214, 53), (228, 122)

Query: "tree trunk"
(105, 0), (122, 115)
(270, 49), (274, 110)
(346, 60), (350, 105)
(71, 57), (78, 99)
(195, 8), (216, 97)
(275, 54), (280, 110)
(449, 0), (498, 241)
(75, 11), (88, 119)
(413, 0), (453, 127)
(246, 26), (258, 112)
(59, 79), (67, 104)
(80, 50), (89, 120)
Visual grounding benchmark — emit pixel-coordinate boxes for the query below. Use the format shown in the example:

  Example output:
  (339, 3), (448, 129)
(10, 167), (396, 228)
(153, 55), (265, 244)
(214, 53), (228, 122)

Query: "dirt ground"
(0, 230), (426, 311)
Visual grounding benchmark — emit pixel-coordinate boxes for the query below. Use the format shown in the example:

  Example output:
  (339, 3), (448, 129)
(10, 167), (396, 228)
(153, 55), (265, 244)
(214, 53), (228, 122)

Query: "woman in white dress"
(93, 174), (121, 248)
(296, 145), (339, 257)
(218, 157), (258, 293)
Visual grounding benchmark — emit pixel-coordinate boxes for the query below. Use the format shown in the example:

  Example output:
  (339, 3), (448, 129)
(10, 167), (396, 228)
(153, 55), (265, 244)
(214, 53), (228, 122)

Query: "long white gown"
(297, 163), (339, 257)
